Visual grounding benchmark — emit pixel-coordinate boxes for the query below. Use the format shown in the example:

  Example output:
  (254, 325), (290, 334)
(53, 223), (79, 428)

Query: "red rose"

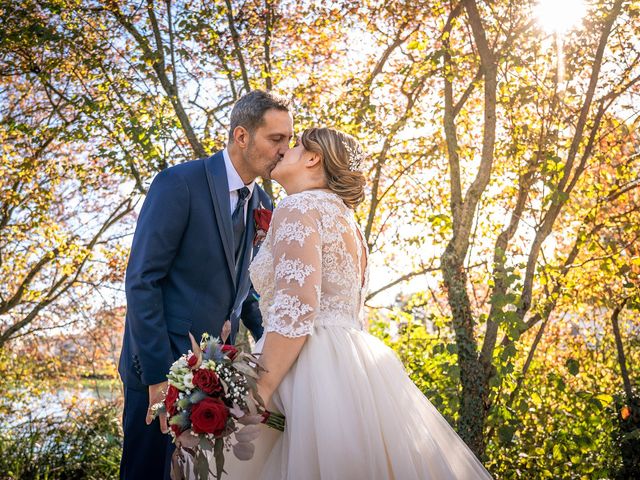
(190, 397), (229, 435)
(187, 353), (198, 369)
(254, 208), (272, 232)
(192, 368), (223, 395)
(221, 345), (239, 360)
(164, 385), (180, 417)
(170, 424), (183, 438)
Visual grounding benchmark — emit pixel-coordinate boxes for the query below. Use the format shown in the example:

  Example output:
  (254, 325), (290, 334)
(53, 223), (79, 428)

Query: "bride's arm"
(256, 197), (322, 408)
(257, 333), (307, 408)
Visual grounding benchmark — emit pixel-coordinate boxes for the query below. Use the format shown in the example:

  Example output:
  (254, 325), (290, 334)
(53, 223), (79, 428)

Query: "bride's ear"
(306, 153), (322, 168)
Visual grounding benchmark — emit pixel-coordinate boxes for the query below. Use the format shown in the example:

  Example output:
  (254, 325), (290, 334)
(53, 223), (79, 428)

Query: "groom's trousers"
(120, 387), (175, 480)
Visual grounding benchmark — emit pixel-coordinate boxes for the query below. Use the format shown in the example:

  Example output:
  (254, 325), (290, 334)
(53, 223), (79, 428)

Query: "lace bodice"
(249, 190), (369, 338)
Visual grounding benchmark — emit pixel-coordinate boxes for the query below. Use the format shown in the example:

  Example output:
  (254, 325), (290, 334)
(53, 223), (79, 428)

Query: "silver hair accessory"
(345, 142), (365, 172)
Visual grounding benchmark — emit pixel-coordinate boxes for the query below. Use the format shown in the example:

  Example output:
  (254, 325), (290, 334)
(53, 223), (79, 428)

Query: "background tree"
(1, 0), (639, 474)
(428, 0), (640, 454)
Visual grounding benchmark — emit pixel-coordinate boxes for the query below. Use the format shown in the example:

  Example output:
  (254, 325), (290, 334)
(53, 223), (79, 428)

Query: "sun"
(534, 0), (587, 34)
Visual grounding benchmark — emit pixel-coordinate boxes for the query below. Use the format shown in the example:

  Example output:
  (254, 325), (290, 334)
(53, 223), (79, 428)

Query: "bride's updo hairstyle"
(300, 127), (366, 209)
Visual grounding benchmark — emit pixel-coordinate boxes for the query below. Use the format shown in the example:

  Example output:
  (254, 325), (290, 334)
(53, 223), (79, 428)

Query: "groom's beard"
(262, 155), (283, 179)
(246, 141), (281, 179)
(269, 156), (284, 175)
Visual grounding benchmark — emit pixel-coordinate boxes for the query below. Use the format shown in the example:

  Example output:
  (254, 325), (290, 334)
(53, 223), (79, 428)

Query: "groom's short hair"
(229, 90), (291, 141)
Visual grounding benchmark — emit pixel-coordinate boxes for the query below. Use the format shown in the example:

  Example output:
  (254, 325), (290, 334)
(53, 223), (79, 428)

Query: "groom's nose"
(278, 144), (289, 155)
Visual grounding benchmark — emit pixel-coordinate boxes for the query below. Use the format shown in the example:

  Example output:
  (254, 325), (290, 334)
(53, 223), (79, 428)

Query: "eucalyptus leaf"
(214, 437), (225, 480)
(233, 362), (260, 379)
(232, 441), (255, 460)
(195, 450), (209, 480)
(235, 424), (261, 443)
(238, 414), (263, 425)
(176, 430), (199, 450)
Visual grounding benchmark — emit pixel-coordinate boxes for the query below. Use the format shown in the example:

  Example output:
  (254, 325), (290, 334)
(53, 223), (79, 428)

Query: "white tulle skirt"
(222, 326), (493, 479)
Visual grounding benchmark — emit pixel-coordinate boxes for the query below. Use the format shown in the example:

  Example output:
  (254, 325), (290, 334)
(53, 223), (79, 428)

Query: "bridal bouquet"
(152, 333), (285, 480)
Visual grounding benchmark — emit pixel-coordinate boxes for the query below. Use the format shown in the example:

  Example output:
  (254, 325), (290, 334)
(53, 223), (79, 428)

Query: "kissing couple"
(118, 90), (493, 479)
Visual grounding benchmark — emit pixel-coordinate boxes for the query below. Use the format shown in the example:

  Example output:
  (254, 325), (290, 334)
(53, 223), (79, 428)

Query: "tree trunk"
(441, 245), (487, 456)
(611, 298), (633, 402)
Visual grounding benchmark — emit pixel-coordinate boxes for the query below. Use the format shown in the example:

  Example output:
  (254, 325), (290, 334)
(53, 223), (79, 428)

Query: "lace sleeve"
(264, 196), (322, 338)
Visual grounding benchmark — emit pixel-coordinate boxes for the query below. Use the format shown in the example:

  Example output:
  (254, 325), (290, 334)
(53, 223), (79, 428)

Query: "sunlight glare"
(534, 0), (587, 34)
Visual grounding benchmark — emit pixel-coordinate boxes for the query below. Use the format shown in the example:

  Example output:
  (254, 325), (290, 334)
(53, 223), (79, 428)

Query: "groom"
(118, 90), (294, 479)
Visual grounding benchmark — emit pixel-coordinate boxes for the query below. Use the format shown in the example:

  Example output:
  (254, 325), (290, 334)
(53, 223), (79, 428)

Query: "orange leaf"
(621, 406), (631, 420)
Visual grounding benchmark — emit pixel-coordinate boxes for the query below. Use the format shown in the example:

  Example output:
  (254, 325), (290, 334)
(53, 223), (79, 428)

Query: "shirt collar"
(223, 148), (256, 195)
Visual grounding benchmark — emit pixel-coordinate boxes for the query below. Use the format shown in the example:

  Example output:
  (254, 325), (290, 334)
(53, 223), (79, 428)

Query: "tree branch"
(166, 0), (179, 91)
(0, 197), (133, 346)
(611, 297), (633, 402)
(224, 0), (251, 93)
(557, 0), (625, 195)
(450, 0), (498, 259)
(518, 0), (625, 318)
(263, 0), (274, 91)
(366, 265), (439, 302)
(106, 0), (206, 158)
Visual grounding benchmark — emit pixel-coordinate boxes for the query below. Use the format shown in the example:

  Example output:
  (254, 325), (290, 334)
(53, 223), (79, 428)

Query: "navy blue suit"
(118, 152), (271, 479)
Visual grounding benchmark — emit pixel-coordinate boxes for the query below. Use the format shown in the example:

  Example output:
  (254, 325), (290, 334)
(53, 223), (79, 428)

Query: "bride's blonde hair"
(300, 127), (366, 209)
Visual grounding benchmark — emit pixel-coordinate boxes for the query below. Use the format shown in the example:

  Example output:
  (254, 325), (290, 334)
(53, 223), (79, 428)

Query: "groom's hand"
(146, 380), (169, 433)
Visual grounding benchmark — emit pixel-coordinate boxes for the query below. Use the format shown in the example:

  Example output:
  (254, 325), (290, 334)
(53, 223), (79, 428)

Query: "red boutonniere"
(253, 208), (272, 246)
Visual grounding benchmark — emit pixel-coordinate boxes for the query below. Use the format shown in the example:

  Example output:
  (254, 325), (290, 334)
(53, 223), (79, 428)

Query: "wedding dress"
(222, 189), (493, 479)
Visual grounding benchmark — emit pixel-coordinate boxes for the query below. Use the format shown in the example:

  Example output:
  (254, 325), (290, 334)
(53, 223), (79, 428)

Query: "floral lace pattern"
(274, 220), (314, 247)
(249, 190), (369, 338)
(275, 255), (315, 287)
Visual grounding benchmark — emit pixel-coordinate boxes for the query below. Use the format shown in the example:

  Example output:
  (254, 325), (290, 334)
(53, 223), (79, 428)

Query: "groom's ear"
(233, 126), (250, 149)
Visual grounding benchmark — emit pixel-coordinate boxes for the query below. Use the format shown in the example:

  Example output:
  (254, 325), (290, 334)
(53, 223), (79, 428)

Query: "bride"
(223, 127), (493, 479)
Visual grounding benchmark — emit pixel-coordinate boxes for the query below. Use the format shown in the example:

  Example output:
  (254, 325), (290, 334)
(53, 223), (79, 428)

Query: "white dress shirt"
(223, 148), (255, 224)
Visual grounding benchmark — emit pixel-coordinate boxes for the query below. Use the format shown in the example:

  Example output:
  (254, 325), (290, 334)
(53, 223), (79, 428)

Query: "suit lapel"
(204, 152), (236, 286)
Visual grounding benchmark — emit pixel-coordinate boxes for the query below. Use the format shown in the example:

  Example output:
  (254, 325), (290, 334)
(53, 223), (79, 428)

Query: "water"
(2, 382), (121, 431)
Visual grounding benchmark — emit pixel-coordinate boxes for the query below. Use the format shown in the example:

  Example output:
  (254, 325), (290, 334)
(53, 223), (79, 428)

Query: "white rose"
(183, 372), (194, 389)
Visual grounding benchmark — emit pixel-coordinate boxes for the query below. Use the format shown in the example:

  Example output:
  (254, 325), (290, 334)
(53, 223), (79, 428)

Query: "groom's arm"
(125, 168), (189, 386)
(240, 286), (264, 341)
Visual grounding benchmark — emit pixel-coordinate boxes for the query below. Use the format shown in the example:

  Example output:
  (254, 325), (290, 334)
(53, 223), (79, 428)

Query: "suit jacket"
(118, 151), (272, 390)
